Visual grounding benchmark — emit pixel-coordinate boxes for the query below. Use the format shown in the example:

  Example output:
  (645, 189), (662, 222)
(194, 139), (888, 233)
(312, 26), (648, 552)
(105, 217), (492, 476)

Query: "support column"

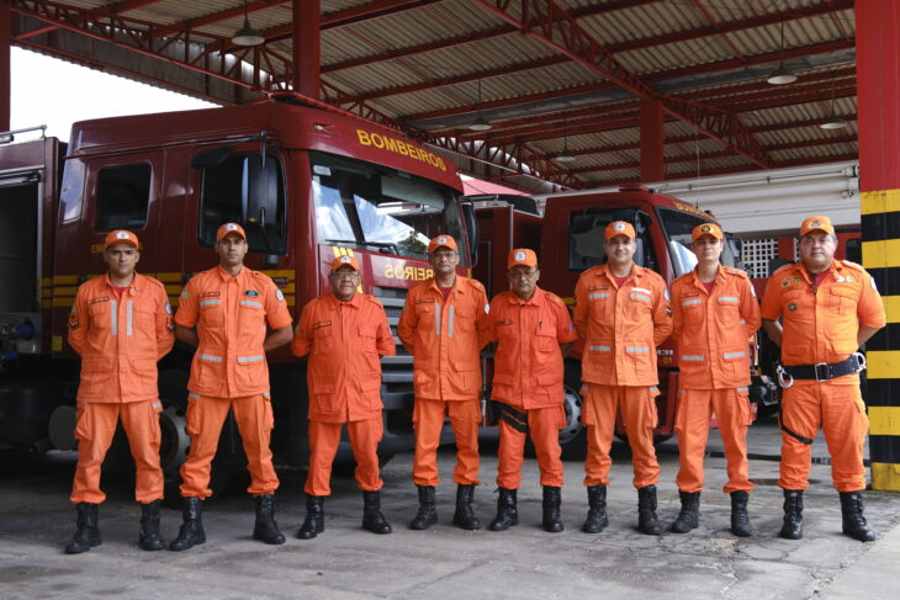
(639, 97), (665, 182)
(292, 0), (320, 99)
(0, 0), (10, 132)
(857, 0), (900, 492)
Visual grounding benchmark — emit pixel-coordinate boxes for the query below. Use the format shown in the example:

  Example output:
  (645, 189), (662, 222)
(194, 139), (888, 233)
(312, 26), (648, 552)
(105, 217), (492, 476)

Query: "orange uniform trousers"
(779, 380), (868, 493)
(305, 417), (384, 496)
(497, 405), (565, 489)
(71, 400), (164, 504)
(413, 398), (480, 487)
(179, 393), (278, 498)
(675, 388), (753, 494)
(582, 384), (660, 489)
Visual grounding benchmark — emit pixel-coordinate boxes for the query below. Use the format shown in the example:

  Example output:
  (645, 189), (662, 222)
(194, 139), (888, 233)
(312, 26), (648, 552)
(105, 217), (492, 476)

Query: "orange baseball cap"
(103, 229), (139, 250)
(330, 255), (360, 272)
(507, 248), (538, 270)
(605, 221), (635, 240)
(428, 234), (458, 253)
(799, 215), (835, 237)
(216, 222), (247, 241)
(691, 222), (724, 242)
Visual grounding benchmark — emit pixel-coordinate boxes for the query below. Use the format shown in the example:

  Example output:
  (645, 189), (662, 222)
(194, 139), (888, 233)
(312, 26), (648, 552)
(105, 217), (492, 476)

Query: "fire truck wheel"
(559, 384), (587, 460)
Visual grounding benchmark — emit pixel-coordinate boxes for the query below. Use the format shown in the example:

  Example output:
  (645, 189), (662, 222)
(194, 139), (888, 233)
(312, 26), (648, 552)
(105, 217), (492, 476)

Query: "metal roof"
(10, 0), (858, 193)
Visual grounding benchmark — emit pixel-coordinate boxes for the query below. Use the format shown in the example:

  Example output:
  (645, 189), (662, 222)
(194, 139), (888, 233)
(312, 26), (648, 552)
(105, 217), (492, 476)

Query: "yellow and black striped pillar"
(857, 1), (900, 492)
(861, 191), (900, 491)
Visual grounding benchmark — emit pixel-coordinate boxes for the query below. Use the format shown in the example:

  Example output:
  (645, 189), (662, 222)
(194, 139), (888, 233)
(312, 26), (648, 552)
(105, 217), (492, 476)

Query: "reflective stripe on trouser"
(582, 384), (661, 489)
(70, 400), (164, 504)
(412, 398), (480, 487)
(778, 381), (868, 493)
(179, 394), (278, 498)
(675, 388), (753, 494)
(497, 405), (565, 489)
(304, 417), (384, 496)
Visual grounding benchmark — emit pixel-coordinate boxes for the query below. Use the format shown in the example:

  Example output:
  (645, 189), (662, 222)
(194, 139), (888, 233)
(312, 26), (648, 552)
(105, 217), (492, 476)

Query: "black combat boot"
(169, 497), (206, 551)
(582, 486), (608, 533)
(637, 485), (662, 536)
(839, 491), (876, 542)
(670, 491), (700, 534)
(778, 490), (803, 540)
(253, 494), (285, 545)
(297, 495), (325, 540)
(65, 503), (102, 554)
(488, 488), (518, 531)
(452, 484), (481, 530)
(409, 486), (438, 530)
(362, 491), (392, 534)
(138, 500), (165, 551)
(542, 486), (564, 533)
(730, 491), (752, 538)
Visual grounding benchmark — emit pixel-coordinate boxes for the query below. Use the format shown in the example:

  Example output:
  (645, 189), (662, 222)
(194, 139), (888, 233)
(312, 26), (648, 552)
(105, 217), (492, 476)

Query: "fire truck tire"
(558, 384), (587, 460)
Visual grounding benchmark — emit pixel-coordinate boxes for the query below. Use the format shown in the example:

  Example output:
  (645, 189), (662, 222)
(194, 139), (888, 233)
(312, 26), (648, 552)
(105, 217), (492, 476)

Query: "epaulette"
(841, 260), (865, 272)
(364, 294), (384, 308)
(723, 266), (750, 279)
(771, 262), (797, 277)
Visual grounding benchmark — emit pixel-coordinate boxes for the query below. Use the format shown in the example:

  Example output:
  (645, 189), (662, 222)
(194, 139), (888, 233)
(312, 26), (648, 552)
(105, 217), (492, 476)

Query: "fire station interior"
(1, 2), (899, 599)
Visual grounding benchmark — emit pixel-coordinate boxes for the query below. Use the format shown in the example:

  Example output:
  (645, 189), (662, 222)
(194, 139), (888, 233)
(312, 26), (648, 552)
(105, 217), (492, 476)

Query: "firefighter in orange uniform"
(670, 222), (761, 537)
(487, 249), (577, 533)
(574, 220), (672, 535)
(169, 223), (294, 551)
(761, 215), (885, 542)
(292, 255), (396, 538)
(65, 230), (174, 554)
(398, 234), (490, 530)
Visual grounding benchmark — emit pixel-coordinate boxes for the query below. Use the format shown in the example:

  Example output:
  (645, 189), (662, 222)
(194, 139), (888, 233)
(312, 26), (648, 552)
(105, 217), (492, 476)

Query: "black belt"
(781, 355), (862, 382)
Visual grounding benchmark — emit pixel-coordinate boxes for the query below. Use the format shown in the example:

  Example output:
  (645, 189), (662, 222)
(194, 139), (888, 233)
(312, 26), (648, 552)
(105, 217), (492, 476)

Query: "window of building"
(740, 238), (779, 278)
(94, 163), (151, 231)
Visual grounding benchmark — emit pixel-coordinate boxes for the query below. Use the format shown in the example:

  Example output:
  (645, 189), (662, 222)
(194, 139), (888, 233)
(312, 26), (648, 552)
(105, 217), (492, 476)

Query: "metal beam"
(1, 0), (9, 131)
(401, 39), (854, 123)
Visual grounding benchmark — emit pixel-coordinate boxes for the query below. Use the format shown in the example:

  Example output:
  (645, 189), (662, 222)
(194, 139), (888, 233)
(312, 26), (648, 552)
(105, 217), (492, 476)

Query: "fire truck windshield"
(658, 208), (739, 276)
(311, 151), (467, 265)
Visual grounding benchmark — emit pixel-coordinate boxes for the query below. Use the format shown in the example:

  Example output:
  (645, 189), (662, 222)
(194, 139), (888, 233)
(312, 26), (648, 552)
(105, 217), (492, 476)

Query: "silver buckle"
(853, 352), (867, 373)
(814, 362), (830, 382)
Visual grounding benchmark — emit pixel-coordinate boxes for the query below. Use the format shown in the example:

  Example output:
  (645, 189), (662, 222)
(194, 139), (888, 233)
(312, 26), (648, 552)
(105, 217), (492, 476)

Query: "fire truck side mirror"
(243, 155), (279, 228)
(462, 202), (479, 267)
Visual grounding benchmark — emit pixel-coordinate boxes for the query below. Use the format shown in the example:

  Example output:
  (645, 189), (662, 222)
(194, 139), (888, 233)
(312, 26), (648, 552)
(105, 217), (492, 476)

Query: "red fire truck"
(0, 95), (477, 491)
(475, 186), (768, 457)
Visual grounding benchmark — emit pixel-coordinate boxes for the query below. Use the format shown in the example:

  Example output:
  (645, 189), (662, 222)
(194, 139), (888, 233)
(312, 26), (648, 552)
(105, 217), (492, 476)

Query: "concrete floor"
(1, 420), (899, 600)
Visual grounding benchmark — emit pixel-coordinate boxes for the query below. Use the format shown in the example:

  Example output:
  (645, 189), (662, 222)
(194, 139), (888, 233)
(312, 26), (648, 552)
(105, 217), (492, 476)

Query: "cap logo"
(340, 256), (352, 264)
(701, 224), (711, 233)
(438, 235), (448, 245)
(116, 231), (129, 240)
(614, 222), (625, 232)
(515, 250), (526, 262)
(811, 220), (821, 228)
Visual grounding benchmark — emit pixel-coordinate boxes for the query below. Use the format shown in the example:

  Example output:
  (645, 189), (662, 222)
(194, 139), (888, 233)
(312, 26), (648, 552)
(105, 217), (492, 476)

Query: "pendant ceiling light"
(767, 19), (797, 85)
(819, 76), (847, 130)
(468, 80), (493, 132)
(232, 1), (265, 47)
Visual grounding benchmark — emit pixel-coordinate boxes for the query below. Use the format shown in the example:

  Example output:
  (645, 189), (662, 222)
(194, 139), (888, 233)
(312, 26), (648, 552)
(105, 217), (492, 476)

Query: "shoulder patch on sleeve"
(275, 288), (285, 302)
(724, 266), (750, 279)
(180, 287), (190, 300)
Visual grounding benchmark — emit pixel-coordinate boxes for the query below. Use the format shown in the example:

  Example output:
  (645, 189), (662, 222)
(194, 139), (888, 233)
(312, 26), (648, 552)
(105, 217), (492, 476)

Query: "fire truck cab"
(0, 96), (476, 488)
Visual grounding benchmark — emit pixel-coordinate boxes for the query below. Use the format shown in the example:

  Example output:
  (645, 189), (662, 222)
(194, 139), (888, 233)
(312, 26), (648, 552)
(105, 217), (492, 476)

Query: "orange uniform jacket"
(175, 266), (293, 398)
(488, 287), (578, 409)
(292, 293), (396, 423)
(574, 264), (672, 386)
(671, 266), (761, 389)
(68, 273), (175, 403)
(398, 276), (490, 401)
(761, 260), (886, 383)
